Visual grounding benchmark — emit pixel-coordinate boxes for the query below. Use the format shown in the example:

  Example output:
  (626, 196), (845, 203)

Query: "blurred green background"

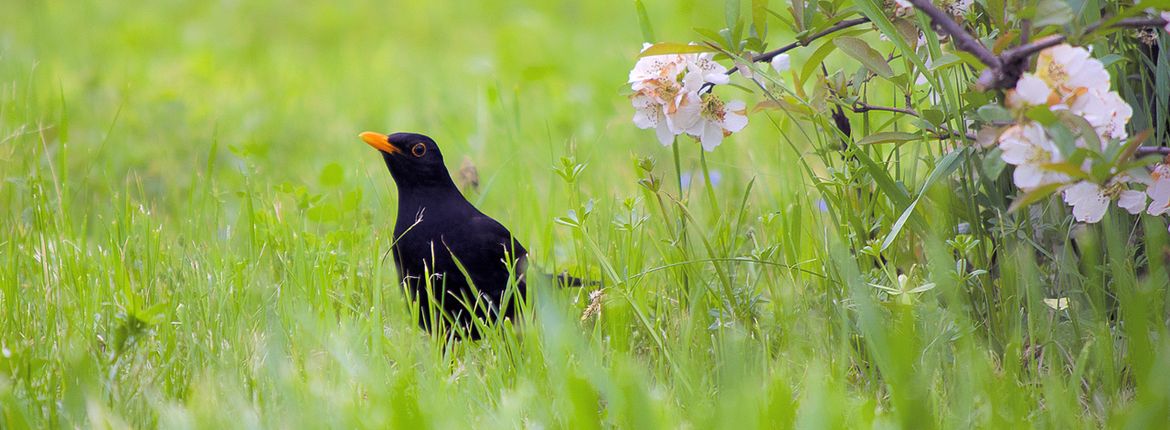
(0, 0), (802, 231)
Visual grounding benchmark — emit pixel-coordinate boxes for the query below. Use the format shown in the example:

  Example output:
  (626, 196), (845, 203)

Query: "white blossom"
(1063, 181), (1111, 223)
(687, 96), (748, 151)
(1068, 87), (1133, 142)
(629, 44), (748, 149)
(1007, 73), (1052, 109)
(998, 122), (1067, 190)
(686, 52), (730, 85)
(629, 45), (686, 87)
(632, 92), (678, 145)
(1147, 164), (1170, 216)
(1035, 44), (1111, 97)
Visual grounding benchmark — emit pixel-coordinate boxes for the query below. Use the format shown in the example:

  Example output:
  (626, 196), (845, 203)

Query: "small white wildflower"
(1163, 11), (1170, 33)
(1043, 298), (1069, 310)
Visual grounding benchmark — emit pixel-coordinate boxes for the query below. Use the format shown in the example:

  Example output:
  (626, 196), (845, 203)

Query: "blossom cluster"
(628, 44), (748, 151)
(995, 44), (1164, 223)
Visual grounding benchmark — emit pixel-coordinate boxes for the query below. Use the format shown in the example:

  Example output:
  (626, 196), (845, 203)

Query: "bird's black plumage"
(362, 131), (529, 338)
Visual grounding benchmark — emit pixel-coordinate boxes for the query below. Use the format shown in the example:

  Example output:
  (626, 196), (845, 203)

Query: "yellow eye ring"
(411, 143), (427, 157)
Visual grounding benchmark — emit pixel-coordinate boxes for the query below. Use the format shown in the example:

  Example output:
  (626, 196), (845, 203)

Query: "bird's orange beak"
(359, 131), (401, 155)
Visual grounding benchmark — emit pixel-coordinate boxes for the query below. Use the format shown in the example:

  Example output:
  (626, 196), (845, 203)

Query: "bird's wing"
(442, 215), (528, 297)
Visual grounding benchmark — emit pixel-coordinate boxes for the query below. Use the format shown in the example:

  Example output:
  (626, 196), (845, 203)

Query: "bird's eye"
(411, 143), (427, 157)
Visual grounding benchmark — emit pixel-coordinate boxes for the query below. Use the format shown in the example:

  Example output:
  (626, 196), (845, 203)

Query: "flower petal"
(1118, 189), (1148, 215)
(1063, 181), (1109, 223)
(700, 123), (724, 151)
(770, 54), (791, 73)
(1009, 73), (1051, 108)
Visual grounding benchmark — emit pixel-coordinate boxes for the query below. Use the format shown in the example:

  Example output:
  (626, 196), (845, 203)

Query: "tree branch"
(1137, 146), (1170, 156)
(909, 5), (1169, 90)
(906, 0), (1001, 69)
(700, 17), (871, 93)
(844, 100), (977, 141)
(852, 102), (919, 117)
(749, 17), (872, 65)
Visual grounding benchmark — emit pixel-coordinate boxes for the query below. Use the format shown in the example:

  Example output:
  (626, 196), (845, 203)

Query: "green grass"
(2, 0), (1170, 428)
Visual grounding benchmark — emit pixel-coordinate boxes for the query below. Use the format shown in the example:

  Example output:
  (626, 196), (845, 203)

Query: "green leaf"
(725, 0), (741, 32)
(976, 104), (1012, 123)
(880, 148), (967, 250)
(853, 150), (913, 207)
(800, 40), (839, 83)
(751, 0), (768, 34)
(790, 0), (805, 30)
(982, 148), (1008, 178)
(694, 27), (724, 44)
(853, 0), (932, 86)
(833, 36), (894, 78)
(881, 195), (922, 251)
(634, 0), (656, 42)
(1007, 182), (1065, 213)
(1044, 121), (1077, 161)
(1034, 0), (1073, 27)
(929, 53), (962, 70)
(638, 42), (718, 57)
(1024, 104), (1059, 125)
(856, 132), (920, 145)
(1117, 129), (1151, 164)
(921, 109), (946, 126)
(1038, 162), (1092, 181)
(1057, 111), (1101, 155)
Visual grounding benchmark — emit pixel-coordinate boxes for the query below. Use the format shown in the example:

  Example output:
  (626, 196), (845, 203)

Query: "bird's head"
(359, 131), (453, 188)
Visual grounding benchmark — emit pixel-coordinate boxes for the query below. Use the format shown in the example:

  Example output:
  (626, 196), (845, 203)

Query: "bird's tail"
(554, 272), (597, 288)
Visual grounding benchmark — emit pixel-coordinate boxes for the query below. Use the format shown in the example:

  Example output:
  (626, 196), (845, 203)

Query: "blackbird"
(360, 131), (544, 338)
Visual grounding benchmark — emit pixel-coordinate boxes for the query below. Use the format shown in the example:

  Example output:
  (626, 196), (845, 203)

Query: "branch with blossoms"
(905, 0), (1170, 90)
(990, 43), (1169, 223)
(698, 17), (873, 95)
(626, 2), (1170, 227)
(629, 46), (749, 151)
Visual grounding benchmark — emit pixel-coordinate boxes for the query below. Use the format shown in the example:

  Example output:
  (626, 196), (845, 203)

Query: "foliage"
(2, 0), (1170, 428)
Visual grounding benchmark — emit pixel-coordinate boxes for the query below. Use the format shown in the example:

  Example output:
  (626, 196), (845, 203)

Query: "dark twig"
(700, 17), (871, 93)
(845, 99), (977, 141)
(907, 0), (1001, 69)
(852, 102), (919, 117)
(1137, 147), (1170, 156)
(748, 17), (873, 65)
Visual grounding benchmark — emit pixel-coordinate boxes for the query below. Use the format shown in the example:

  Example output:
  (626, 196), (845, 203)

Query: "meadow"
(3, 0), (1170, 428)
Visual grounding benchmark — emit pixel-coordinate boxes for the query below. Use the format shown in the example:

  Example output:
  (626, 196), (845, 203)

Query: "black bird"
(360, 131), (538, 338)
